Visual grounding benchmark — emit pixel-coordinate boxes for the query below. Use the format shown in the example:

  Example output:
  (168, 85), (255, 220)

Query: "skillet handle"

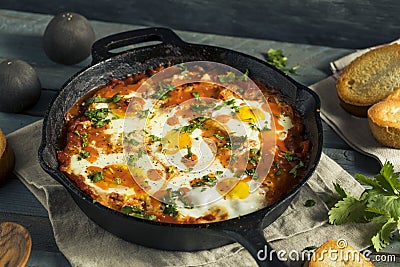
(222, 227), (287, 267)
(91, 27), (185, 64)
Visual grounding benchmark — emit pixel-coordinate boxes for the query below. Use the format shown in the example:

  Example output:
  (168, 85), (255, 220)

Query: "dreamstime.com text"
(257, 239), (397, 263)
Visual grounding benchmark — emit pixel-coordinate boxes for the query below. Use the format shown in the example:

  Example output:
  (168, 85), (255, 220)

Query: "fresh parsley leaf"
(185, 145), (193, 159)
(328, 195), (368, 225)
(289, 160), (304, 177)
(191, 92), (201, 101)
(218, 72), (236, 83)
(149, 135), (162, 142)
(238, 69), (250, 81)
(150, 82), (175, 100)
(283, 152), (300, 161)
(84, 108), (110, 128)
(304, 199), (316, 207)
(163, 204), (178, 217)
(83, 94), (123, 105)
(371, 217), (398, 251)
(214, 133), (225, 140)
(180, 117), (207, 134)
(88, 171), (104, 183)
(121, 205), (156, 220)
(264, 48), (300, 74)
(328, 162), (400, 251)
(333, 182), (348, 200)
(77, 150), (90, 161)
(137, 109), (150, 118)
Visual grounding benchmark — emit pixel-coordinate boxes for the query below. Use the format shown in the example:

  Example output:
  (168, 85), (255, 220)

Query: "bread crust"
(368, 100), (400, 148)
(0, 129), (6, 158)
(337, 44), (400, 115)
(0, 129), (15, 184)
(385, 87), (400, 101)
(307, 240), (375, 267)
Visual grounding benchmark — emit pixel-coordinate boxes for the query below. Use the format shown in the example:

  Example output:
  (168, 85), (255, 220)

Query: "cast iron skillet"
(39, 28), (323, 266)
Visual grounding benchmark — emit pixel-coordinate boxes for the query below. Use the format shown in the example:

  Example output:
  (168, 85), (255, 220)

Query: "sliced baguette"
(337, 43), (400, 117)
(305, 240), (375, 267)
(368, 100), (400, 148)
(385, 87), (400, 101)
(0, 129), (15, 185)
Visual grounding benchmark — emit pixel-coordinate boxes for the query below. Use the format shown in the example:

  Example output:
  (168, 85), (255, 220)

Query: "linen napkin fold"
(310, 40), (400, 172)
(8, 120), (376, 267)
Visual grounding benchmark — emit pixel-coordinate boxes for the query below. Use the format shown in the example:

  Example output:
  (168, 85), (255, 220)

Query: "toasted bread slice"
(0, 129), (15, 185)
(385, 87), (400, 101)
(305, 240), (375, 267)
(0, 129), (5, 158)
(337, 43), (400, 117)
(368, 100), (400, 148)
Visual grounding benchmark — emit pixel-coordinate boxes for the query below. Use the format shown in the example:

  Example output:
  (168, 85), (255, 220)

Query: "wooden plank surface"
(0, 8), (395, 267)
(1, 0), (399, 48)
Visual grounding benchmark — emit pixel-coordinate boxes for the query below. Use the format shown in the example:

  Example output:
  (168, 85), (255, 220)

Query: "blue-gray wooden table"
(0, 9), (398, 267)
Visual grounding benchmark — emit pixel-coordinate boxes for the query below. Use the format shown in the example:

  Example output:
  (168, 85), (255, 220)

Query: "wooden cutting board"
(0, 222), (32, 267)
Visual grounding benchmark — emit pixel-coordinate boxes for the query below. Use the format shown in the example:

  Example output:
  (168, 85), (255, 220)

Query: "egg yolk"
(216, 178), (250, 199)
(161, 130), (192, 154)
(238, 106), (266, 122)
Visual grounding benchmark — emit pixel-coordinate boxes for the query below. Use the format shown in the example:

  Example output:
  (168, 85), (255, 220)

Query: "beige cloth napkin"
(310, 41), (400, 172)
(8, 120), (377, 266)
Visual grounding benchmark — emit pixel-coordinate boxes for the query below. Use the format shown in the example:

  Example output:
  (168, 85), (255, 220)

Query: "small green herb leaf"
(304, 199), (316, 207)
(88, 171), (104, 183)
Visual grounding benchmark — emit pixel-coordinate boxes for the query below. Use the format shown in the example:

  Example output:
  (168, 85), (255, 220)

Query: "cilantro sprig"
(328, 162), (400, 251)
(263, 48), (300, 74)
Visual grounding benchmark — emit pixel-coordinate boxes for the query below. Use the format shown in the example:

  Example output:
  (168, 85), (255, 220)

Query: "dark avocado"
(43, 12), (96, 65)
(0, 60), (41, 113)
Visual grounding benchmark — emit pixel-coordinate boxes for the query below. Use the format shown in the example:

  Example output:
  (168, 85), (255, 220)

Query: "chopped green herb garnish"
(214, 133), (225, 140)
(137, 109), (150, 118)
(115, 177), (122, 185)
(264, 48), (300, 74)
(77, 150), (90, 161)
(216, 171), (223, 176)
(218, 72), (236, 83)
(191, 174), (218, 188)
(167, 166), (175, 173)
(304, 199), (316, 207)
(191, 92), (201, 101)
(84, 108), (111, 128)
(138, 148), (146, 158)
(88, 171), (104, 183)
(149, 135), (162, 142)
(250, 148), (259, 155)
(238, 69), (249, 81)
(185, 145), (193, 159)
(244, 168), (258, 179)
(229, 155), (238, 166)
(83, 94), (123, 106)
(180, 117), (207, 134)
(163, 204), (178, 217)
(275, 169), (282, 176)
(190, 103), (215, 112)
(283, 152), (300, 161)
(249, 123), (261, 132)
(248, 155), (260, 166)
(150, 82), (175, 100)
(289, 161), (305, 177)
(121, 205), (156, 220)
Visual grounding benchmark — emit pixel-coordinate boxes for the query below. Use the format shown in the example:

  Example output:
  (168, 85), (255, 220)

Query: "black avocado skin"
(0, 59), (41, 113)
(43, 12), (95, 65)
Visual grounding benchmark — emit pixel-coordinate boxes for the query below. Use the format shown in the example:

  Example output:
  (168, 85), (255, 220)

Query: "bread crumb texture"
(337, 44), (400, 106)
(368, 100), (400, 148)
(307, 240), (375, 267)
